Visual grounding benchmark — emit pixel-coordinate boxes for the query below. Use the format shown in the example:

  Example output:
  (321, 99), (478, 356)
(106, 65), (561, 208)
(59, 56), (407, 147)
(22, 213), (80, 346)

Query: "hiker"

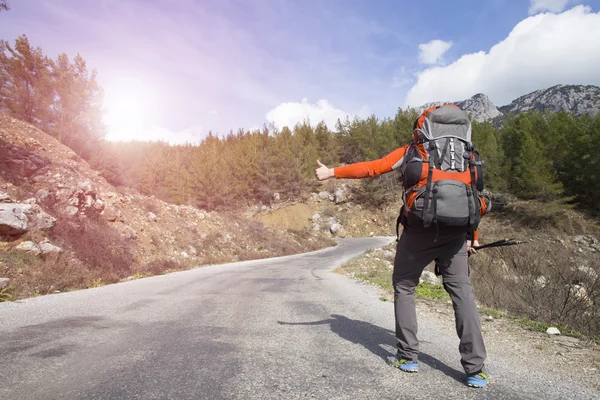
(315, 105), (489, 388)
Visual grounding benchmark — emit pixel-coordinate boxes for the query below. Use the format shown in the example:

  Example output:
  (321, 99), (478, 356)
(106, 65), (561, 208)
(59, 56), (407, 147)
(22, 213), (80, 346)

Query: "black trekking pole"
(472, 238), (524, 251)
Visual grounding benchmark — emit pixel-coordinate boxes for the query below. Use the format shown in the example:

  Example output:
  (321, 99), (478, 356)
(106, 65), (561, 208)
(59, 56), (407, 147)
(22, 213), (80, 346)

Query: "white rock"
(0, 277), (9, 290)
(78, 179), (93, 193)
(0, 203), (56, 235)
(311, 213), (321, 222)
(330, 223), (342, 234)
(546, 327), (561, 335)
(16, 241), (41, 255)
(35, 189), (49, 202)
(65, 206), (79, 217)
(534, 276), (548, 288)
(334, 188), (346, 204)
(318, 191), (331, 200)
(0, 192), (11, 202)
(39, 242), (63, 254)
(148, 212), (158, 222)
(419, 270), (440, 284)
(312, 223), (320, 232)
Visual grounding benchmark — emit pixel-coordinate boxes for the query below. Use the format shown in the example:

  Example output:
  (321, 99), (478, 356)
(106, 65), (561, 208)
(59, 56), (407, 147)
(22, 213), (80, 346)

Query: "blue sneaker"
(466, 372), (488, 388)
(386, 355), (418, 372)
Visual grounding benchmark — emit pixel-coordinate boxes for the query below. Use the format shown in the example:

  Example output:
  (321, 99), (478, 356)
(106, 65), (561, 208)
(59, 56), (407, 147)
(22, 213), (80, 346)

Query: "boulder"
(334, 188), (346, 204)
(65, 206), (79, 217)
(35, 189), (50, 203)
(39, 242), (63, 254)
(0, 204), (28, 235)
(0, 139), (50, 180)
(16, 241), (41, 255)
(419, 270), (440, 284)
(101, 205), (121, 222)
(0, 278), (9, 290)
(0, 192), (11, 203)
(318, 191), (331, 200)
(330, 223), (342, 234)
(148, 212), (158, 222)
(546, 327), (561, 335)
(0, 203), (56, 236)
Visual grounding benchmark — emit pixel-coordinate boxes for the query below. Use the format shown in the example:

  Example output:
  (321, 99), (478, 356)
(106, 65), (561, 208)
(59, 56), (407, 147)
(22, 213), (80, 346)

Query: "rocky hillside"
(499, 84), (600, 116)
(416, 93), (502, 122)
(1, 113), (375, 299)
(416, 84), (600, 123)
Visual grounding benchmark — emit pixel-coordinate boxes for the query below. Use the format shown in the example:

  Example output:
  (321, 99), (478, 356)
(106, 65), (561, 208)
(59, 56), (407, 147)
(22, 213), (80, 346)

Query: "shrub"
(470, 240), (600, 336)
(49, 214), (136, 280)
(141, 258), (186, 275)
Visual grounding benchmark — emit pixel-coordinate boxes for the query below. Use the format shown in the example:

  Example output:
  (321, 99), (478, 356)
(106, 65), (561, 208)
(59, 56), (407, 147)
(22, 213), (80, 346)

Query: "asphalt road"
(1, 237), (598, 400)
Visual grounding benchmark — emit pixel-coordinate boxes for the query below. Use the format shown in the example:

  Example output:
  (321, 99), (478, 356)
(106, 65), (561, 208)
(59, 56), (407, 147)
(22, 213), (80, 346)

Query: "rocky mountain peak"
(455, 93), (502, 122)
(498, 84), (600, 116)
(414, 84), (600, 124)
(414, 93), (501, 123)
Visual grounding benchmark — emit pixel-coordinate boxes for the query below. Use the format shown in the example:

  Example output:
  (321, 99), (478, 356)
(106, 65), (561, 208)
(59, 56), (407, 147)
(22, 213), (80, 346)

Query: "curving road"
(0, 237), (597, 400)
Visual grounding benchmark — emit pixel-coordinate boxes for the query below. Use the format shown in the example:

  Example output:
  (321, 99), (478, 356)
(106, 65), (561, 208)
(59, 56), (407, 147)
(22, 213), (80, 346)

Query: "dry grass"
(49, 214), (136, 282)
(140, 258), (189, 275)
(470, 240), (600, 337)
(254, 203), (315, 231)
(0, 249), (97, 298)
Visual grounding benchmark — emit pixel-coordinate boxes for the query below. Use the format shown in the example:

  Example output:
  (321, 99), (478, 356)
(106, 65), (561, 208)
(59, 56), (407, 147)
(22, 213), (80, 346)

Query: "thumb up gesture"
(315, 160), (335, 181)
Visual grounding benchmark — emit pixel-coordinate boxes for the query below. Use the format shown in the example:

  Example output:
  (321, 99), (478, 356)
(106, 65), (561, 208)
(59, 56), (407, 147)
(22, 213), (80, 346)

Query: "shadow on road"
(278, 314), (464, 383)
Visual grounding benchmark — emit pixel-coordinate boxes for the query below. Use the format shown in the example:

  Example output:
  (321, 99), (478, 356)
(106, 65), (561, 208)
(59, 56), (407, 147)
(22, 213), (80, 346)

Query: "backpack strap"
(464, 144), (479, 227)
(422, 140), (437, 228)
(437, 138), (451, 169)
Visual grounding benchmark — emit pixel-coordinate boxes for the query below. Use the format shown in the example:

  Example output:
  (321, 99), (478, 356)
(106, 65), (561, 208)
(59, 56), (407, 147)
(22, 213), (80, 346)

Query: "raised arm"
(315, 145), (409, 181)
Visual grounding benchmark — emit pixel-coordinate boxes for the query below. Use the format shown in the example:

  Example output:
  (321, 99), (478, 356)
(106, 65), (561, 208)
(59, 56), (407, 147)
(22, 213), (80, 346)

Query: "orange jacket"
(332, 145), (481, 240)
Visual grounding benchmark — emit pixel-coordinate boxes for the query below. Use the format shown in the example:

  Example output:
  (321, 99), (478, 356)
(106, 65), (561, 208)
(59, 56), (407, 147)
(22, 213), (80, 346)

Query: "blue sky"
(1, 0), (600, 143)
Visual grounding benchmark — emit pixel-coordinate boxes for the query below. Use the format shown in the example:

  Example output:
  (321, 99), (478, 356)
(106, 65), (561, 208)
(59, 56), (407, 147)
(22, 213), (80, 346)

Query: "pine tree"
(471, 121), (506, 191)
(189, 133), (232, 211)
(50, 53), (104, 158)
(0, 35), (54, 128)
(314, 121), (338, 165)
(500, 114), (562, 199)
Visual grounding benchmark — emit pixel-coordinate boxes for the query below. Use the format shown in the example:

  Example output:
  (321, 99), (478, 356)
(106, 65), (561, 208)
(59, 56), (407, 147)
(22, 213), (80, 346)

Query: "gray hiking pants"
(392, 228), (487, 375)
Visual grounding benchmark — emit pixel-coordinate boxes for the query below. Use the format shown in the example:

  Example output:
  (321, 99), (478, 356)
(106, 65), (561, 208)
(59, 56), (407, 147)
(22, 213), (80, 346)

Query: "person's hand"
(315, 160), (335, 181)
(467, 240), (479, 255)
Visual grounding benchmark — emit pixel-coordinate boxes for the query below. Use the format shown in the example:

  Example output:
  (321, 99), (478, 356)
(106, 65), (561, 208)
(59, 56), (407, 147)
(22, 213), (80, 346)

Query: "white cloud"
(404, 6), (600, 108)
(418, 40), (453, 65)
(265, 98), (352, 130)
(529, 0), (570, 15)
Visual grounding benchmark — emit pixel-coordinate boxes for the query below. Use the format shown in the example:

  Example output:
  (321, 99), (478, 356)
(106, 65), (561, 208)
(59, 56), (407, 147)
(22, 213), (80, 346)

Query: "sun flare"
(103, 77), (156, 141)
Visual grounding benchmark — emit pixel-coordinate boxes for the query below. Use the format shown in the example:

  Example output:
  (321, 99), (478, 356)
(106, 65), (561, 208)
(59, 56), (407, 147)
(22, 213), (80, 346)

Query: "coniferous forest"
(2, 35), (600, 214)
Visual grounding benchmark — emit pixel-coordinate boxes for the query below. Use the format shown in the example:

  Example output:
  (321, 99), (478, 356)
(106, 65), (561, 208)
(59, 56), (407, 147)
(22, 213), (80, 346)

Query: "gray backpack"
(397, 105), (488, 234)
